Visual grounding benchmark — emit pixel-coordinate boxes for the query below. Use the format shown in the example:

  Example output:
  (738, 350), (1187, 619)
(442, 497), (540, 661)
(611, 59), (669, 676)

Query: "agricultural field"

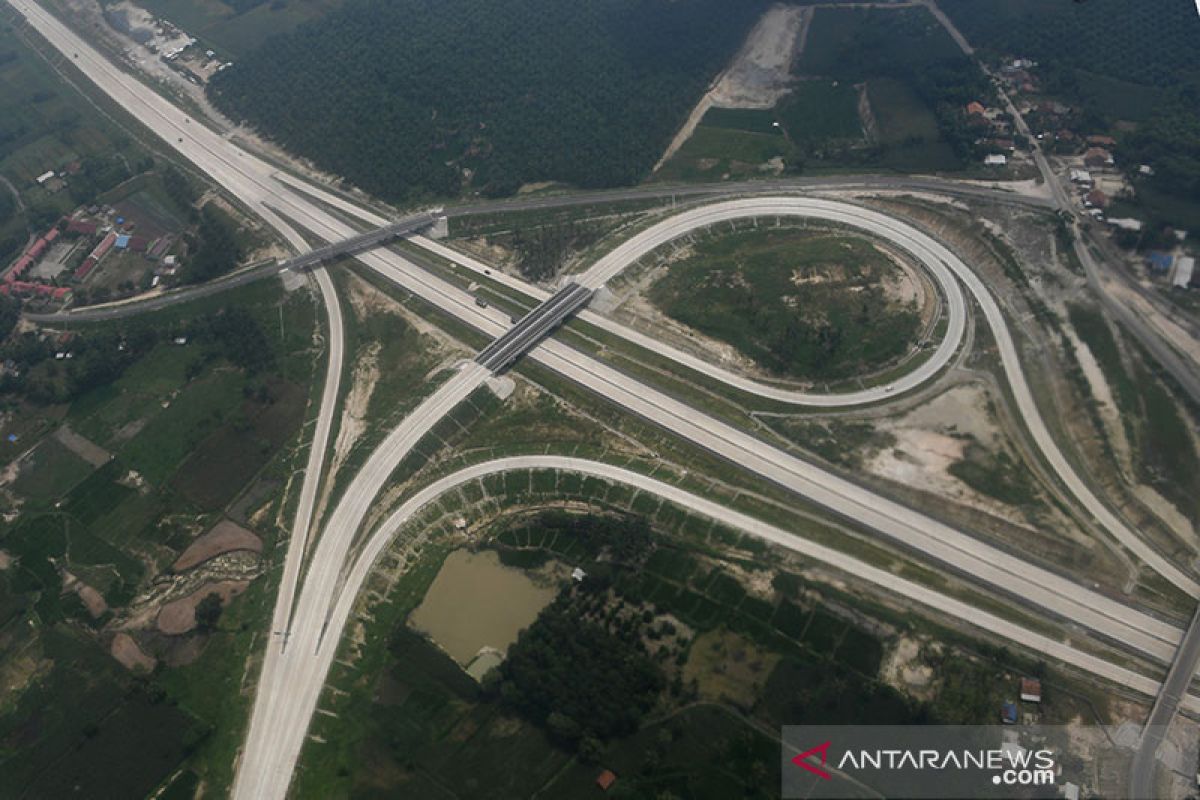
(657, 4), (979, 180)
(0, 279), (321, 796)
(646, 227), (926, 382)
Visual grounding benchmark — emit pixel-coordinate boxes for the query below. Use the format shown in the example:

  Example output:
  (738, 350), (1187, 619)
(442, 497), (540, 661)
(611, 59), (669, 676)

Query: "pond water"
(408, 548), (560, 667)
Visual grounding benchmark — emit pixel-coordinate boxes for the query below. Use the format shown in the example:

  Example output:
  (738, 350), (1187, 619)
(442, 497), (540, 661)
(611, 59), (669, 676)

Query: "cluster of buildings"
(0, 205), (180, 307)
(963, 100), (1019, 167)
(1145, 250), (1197, 290)
(1000, 676), (1042, 725)
(2, 228), (71, 301)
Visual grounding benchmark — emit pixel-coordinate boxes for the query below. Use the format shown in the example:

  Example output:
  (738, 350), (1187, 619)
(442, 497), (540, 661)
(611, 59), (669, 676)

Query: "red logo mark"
(791, 741), (832, 780)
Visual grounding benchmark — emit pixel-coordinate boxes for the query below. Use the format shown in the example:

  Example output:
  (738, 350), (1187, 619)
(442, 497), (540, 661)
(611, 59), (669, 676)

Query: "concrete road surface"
(11, 5), (1197, 798)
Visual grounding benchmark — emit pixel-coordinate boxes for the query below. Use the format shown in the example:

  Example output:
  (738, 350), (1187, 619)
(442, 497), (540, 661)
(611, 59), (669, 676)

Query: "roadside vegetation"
(647, 228), (922, 382)
(208, 0), (771, 199)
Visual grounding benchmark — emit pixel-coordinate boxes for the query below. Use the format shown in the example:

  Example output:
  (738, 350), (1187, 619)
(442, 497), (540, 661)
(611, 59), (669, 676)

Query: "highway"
(273, 456), (1200, 800)
(1130, 603), (1200, 798)
(8, 3), (1198, 797)
(419, 196), (1197, 602)
(416, 198), (968, 407)
(12, 0), (1191, 680)
(234, 362), (490, 799)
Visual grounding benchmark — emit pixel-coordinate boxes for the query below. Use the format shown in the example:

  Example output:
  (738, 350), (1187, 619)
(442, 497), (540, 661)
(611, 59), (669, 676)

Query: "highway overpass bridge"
(475, 282), (594, 372)
(24, 212), (440, 324)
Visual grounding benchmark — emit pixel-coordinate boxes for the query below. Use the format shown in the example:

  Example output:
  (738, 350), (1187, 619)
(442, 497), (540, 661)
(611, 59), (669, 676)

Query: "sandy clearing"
(881, 636), (935, 699)
(0, 550), (11, 569)
(654, 5), (811, 169)
(157, 580), (249, 635)
(1066, 329), (1193, 539)
(174, 519), (263, 572)
(318, 341), (380, 526)
(111, 632), (156, 673)
(709, 5), (810, 108)
(1064, 328), (1132, 472)
(867, 384), (1022, 519)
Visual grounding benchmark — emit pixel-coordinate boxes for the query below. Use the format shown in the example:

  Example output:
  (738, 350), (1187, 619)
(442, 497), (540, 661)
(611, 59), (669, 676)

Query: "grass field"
(647, 227), (922, 381)
(9, 435), (95, 502)
(655, 124), (794, 183)
(776, 79), (864, 142)
(867, 78), (961, 172)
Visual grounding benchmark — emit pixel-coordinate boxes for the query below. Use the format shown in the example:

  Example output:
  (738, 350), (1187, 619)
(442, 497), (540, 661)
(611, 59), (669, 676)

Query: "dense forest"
(208, 0), (769, 200)
(942, 0), (1199, 91)
(180, 204), (244, 285)
(491, 590), (665, 746)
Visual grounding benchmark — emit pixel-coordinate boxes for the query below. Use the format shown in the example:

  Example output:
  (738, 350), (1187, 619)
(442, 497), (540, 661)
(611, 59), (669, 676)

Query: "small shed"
(1019, 677), (1042, 703)
(1001, 702), (1018, 724)
(984, 154), (1007, 166)
(595, 770), (617, 791)
(1171, 256), (1195, 289)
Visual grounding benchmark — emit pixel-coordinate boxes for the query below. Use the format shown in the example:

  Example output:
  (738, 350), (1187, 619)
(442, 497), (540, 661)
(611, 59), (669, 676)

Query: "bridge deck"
(476, 282), (593, 372)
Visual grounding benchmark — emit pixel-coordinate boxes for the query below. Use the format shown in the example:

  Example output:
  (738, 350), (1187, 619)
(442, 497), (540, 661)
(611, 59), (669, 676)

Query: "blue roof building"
(1146, 251), (1174, 274)
(114, 234), (131, 250)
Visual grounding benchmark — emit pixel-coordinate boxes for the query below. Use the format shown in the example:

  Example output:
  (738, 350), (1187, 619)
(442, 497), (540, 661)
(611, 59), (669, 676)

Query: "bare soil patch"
(62, 571), (108, 618)
(111, 632), (156, 673)
(156, 580), (249, 635)
(173, 520), (263, 572)
(53, 425), (112, 468)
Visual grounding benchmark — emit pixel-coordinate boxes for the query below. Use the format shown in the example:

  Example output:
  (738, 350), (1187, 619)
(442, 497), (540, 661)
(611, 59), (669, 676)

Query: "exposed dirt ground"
(110, 632), (156, 672)
(62, 571), (108, 618)
(880, 636), (935, 701)
(52, 425), (111, 467)
(709, 5), (810, 109)
(655, 4), (811, 168)
(173, 520), (263, 572)
(156, 580), (249, 635)
(866, 384), (1024, 522)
